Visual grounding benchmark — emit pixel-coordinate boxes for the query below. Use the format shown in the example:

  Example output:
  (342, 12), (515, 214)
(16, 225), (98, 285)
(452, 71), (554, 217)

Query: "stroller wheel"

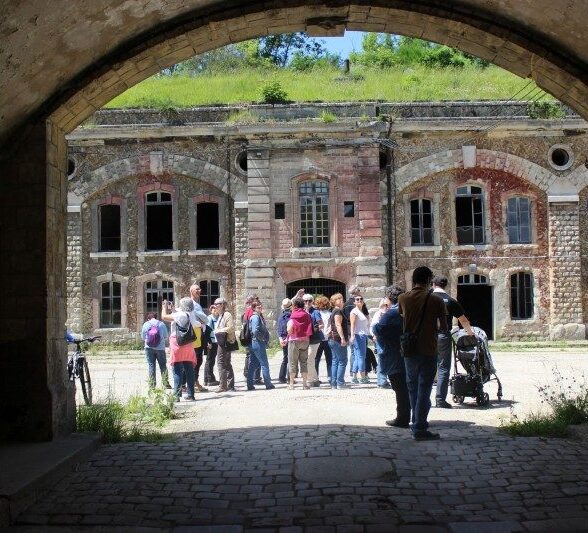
(453, 395), (465, 405)
(476, 393), (490, 406)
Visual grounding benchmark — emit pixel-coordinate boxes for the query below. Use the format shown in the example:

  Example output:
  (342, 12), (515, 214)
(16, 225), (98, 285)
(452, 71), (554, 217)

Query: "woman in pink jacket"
(286, 297), (313, 390)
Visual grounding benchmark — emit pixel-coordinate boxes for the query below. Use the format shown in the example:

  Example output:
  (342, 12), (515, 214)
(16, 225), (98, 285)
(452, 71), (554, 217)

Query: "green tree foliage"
(257, 33), (328, 67)
(350, 34), (485, 70)
(260, 81), (289, 104)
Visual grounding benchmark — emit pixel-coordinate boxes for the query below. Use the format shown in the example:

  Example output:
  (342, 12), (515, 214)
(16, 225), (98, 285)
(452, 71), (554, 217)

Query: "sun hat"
(282, 298), (292, 309)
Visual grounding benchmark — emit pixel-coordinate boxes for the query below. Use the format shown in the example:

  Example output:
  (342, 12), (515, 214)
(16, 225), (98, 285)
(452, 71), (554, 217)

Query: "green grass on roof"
(106, 65), (544, 109)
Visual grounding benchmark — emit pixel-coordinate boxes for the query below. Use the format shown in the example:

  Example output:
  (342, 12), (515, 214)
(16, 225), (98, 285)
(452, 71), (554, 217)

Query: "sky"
(319, 31), (366, 59)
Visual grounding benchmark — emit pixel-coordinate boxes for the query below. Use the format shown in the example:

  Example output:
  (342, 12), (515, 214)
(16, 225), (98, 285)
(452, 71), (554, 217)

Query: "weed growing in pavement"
(500, 368), (588, 438)
(77, 388), (176, 443)
(319, 110), (337, 123)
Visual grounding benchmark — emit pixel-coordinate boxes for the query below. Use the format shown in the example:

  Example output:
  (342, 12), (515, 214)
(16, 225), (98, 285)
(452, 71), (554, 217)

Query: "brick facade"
(66, 105), (588, 342)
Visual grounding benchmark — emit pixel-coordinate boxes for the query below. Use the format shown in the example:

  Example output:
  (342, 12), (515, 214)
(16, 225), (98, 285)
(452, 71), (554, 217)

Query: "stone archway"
(4, 1), (588, 441)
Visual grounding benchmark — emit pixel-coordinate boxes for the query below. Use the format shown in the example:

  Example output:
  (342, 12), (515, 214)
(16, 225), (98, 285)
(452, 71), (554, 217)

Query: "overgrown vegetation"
(500, 368), (588, 438)
(527, 100), (566, 119)
(319, 110), (337, 123)
(106, 32), (551, 108)
(77, 388), (177, 442)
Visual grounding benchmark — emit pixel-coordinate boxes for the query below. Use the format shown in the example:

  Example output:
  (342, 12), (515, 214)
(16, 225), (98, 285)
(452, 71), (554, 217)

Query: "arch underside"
(2, 1), (588, 145)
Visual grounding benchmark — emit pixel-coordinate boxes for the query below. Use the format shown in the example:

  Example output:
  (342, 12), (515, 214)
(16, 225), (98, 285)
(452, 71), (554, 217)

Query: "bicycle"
(67, 336), (100, 405)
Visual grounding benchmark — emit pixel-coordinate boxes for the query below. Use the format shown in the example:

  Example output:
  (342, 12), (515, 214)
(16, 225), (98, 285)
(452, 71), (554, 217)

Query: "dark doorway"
(286, 278), (346, 299)
(196, 202), (220, 249)
(457, 275), (493, 339)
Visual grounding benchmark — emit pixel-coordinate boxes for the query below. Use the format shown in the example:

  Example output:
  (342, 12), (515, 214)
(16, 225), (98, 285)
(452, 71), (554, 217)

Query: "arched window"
(507, 197), (531, 244)
(511, 272), (534, 320)
(100, 281), (121, 327)
(410, 198), (433, 245)
(199, 280), (220, 309)
(455, 185), (485, 245)
(144, 280), (174, 318)
(299, 180), (329, 247)
(145, 191), (173, 250)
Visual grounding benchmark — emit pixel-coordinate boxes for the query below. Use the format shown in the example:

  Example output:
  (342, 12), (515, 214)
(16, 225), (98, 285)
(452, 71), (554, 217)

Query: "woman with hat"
(277, 298), (292, 384)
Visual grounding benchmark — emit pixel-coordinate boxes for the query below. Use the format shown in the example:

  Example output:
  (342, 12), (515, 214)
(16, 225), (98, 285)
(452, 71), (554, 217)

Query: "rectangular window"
(146, 191), (173, 251)
(410, 199), (433, 245)
(343, 201), (355, 218)
(510, 272), (534, 319)
(455, 186), (485, 245)
(199, 280), (220, 310)
(99, 204), (121, 251)
(196, 202), (220, 249)
(507, 197), (531, 244)
(300, 180), (330, 247)
(274, 203), (285, 220)
(100, 281), (121, 327)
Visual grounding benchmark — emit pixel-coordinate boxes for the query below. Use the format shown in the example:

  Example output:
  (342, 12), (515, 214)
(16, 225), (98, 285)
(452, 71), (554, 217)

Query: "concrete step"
(0, 433), (100, 526)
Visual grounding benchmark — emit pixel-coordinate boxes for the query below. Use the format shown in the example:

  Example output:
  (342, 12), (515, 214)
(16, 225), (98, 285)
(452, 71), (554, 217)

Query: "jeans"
(389, 372), (411, 425)
(315, 340), (332, 378)
(351, 333), (367, 373)
(204, 342), (218, 384)
(278, 345), (289, 382)
(145, 347), (168, 387)
(436, 332), (453, 401)
(243, 349), (261, 381)
(404, 355), (437, 434)
(329, 339), (348, 387)
(247, 340), (274, 389)
(173, 361), (194, 399)
(348, 343), (355, 376)
(375, 341), (387, 385)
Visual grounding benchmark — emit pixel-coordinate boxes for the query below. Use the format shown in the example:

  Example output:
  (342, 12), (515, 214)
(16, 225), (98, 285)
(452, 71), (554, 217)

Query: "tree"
(256, 33), (328, 67)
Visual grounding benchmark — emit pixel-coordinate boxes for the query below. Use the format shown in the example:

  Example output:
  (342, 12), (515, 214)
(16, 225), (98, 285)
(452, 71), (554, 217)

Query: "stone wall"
(66, 211), (82, 332)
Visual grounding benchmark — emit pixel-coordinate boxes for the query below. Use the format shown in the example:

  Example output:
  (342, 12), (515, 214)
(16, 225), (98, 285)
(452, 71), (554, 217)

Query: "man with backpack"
(141, 312), (171, 389)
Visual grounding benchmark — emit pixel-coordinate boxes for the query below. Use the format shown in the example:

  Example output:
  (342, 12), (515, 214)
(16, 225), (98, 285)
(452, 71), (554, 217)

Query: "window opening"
(99, 204), (121, 251)
(343, 201), (355, 218)
(507, 197), (531, 244)
(199, 280), (220, 310)
(196, 202), (220, 249)
(236, 151), (248, 174)
(100, 281), (121, 327)
(286, 278), (346, 299)
(455, 185), (485, 245)
(299, 180), (329, 247)
(67, 158), (76, 177)
(145, 280), (174, 319)
(458, 274), (488, 285)
(410, 199), (433, 245)
(510, 272), (534, 320)
(274, 203), (285, 220)
(146, 191), (173, 250)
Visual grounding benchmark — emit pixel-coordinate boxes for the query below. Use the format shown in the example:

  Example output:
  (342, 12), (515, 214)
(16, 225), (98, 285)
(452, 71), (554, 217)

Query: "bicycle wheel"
(78, 358), (93, 405)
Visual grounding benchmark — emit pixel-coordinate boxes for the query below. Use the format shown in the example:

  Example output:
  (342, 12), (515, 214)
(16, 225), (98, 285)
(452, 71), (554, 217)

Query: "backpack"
(176, 313), (197, 346)
(239, 318), (252, 347)
(146, 321), (161, 347)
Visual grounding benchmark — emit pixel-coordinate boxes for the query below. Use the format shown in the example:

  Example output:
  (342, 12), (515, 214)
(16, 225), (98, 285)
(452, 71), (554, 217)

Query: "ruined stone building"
(65, 102), (588, 342)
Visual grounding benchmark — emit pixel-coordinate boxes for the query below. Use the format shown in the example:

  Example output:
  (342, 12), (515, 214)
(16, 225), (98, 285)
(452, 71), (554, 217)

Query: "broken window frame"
(144, 279), (175, 319)
(455, 185), (486, 245)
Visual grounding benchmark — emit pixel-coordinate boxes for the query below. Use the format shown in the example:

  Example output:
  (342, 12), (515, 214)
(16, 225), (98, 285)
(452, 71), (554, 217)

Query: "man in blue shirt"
(374, 285), (410, 428)
(141, 312), (170, 389)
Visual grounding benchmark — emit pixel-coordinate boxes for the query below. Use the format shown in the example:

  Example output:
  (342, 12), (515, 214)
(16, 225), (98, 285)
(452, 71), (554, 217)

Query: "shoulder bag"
(176, 312), (197, 346)
(400, 291), (431, 357)
(220, 312), (239, 351)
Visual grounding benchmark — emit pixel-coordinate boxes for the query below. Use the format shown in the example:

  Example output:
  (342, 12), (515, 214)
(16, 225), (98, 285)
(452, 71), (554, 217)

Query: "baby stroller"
(449, 327), (502, 406)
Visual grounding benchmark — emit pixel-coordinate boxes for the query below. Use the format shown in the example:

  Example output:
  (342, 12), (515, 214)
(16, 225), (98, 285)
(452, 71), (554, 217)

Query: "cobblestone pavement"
(16, 350), (588, 531)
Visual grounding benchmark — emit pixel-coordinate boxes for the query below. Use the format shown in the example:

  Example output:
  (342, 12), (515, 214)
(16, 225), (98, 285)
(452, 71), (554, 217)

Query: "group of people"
(141, 266), (474, 441)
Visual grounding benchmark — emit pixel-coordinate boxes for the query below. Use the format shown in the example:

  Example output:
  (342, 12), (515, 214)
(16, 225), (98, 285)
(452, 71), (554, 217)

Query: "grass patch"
(77, 388), (177, 443)
(500, 368), (588, 438)
(106, 65), (545, 108)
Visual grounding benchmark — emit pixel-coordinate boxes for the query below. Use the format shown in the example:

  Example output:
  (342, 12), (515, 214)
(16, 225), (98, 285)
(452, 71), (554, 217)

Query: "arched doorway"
(457, 274), (494, 339)
(286, 278), (346, 299)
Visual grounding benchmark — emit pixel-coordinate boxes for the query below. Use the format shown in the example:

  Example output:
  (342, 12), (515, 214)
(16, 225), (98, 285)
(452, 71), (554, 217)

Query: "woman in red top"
(286, 297), (313, 390)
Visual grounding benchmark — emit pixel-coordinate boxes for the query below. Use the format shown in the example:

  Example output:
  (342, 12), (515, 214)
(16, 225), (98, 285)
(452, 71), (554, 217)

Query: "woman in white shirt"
(314, 295), (332, 383)
(370, 298), (391, 387)
(350, 295), (370, 384)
